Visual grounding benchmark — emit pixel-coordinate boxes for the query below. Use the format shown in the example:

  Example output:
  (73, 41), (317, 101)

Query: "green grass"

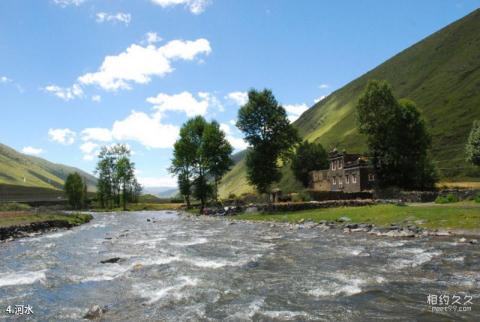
(219, 9), (480, 197)
(0, 212), (93, 228)
(235, 202), (480, 230)
(0, 142), (97, 191)
(93, 202), (183, 212)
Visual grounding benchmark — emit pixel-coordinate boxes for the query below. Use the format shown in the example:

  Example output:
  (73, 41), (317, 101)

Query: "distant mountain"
(142, 186), (179, 198)
(0, 143), (97, 191)
(219, 9), (480, 197)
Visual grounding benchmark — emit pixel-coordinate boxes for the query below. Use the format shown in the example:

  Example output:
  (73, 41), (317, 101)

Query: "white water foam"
(391, 248), (442, 269)
(0, 270), (46, 287)
(260, 310), (311, 320)
(135, 276), (199, 304)
(169, 237), (208, 246)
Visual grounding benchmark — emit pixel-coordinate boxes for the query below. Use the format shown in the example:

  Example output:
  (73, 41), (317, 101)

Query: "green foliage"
(474, 193), (480, 203)
(356, 80), (436, 190)
(291, 191), (311, 202)
(0, 202), (31, 211)
(170, 116), (233, 211)
(64, 172), (86, 209)
(466, 120), (480, 166)
(95, 144), (140, 210)
(435, 193), (459, 204)
(291, 141), (329, 187)
(237, 89), (300, 194)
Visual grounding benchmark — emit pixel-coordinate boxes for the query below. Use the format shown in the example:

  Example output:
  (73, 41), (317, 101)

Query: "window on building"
(346, 175), (349, 184)
(339, 177), (343, 186)
(338, 159), (343, 169)
(332, 177), (336, 185)
(332, 161), (336, 170)
(352, 175), (357, 183)
(368, 174), (375, 181)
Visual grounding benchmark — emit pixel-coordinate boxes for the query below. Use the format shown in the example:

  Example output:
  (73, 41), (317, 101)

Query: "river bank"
(182, 201), (480, 239)
(0, 212), (93, 242)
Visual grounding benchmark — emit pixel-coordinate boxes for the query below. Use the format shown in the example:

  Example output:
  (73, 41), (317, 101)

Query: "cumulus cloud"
(81, 128), (112, 142)
(78, 38), (211, 91)
(91, 95), (101, 102)
(314, 95), (326, 103)
(48, 128), (76, 145)
(220, 123), (248, 150)
(284, 103), (309, 122)
(151, 0), (211, 14)
(145, 32), (162, 44)
(21, 146), (43, 156)
(225, 91), (248, 106)
(53, 0), (85, 7)
(96, 12), (131, 25)
(80, 142), (99, 160)
(44, 84), (83, 101)
(319, 83), (329, 89)
(147, 91), (216, 117)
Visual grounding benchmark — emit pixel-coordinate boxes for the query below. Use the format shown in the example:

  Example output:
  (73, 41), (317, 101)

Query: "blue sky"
(1, 0), (479, 187)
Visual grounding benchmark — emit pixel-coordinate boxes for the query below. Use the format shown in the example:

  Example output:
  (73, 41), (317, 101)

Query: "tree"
(356, 80), (436, 190)
(170, 116), (233, 212)
(466, 120), (480, 167)
(237, 89), (299, 194)
(64, 172), (85, 209)
(95, 144), (139, 209)
(201, 121), (233, 201)
(291, 141), (329, 187)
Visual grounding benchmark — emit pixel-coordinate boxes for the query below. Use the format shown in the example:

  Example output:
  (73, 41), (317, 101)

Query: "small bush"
(475, 193), (480, 203)
(435, 193), (459, 204)
(0, 202), (31, 211)
(291, 192), (311, 202)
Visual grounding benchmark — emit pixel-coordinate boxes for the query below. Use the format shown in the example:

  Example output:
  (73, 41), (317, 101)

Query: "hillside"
(0, 143), (97, 192)
(219, 9), (480, 198)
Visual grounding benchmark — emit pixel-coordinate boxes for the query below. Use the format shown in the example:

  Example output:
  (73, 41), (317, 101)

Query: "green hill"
(219, 9), (480, 198)
(0, 143), (97, 192)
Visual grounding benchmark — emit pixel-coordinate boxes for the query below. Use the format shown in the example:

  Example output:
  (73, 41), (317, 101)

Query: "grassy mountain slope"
(0, 143), (97, 191)
(219, 9), (480, 198)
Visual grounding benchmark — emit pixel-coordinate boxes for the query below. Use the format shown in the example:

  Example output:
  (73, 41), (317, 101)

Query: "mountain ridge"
(218, 9), (480, 198)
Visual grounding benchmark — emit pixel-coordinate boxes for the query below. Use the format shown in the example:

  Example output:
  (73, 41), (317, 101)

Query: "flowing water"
(0, 211), (478, 321)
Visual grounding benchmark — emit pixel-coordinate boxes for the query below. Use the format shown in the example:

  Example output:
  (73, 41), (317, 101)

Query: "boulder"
(470, 239), (478, 244)
(84, 305), (106, 320)
(337, 216), (351, 223)
(100, 257), (124, 264)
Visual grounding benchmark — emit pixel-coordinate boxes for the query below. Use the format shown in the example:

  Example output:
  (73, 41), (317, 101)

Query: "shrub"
(0, 202), (31, 211)
(291, 192), (311, 202)
(474, 193), (480, 203)
(435, 193), (459, 204)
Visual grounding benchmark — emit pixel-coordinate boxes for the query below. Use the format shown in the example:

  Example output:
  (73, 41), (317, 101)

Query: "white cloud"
(44, 83), (83, 101)
(0, 76), (11, 83)
(314, 95), (326, 103)
(225, 91), (248, 106)
(111, 111), (179, 149)
(138, 175), (177, 187)
(96, 12), (132, 25)
(21, 146), (43, 156)
(229, 119), (236, 126)
(319, 83), (329, 89)
(91, 95), (101, 102)
(151, 0), (211, 14)
(284, 103), (309, 122)
(80, 142), (99, 160)
(220, 123), (248, 150)
(48, 128), (76, 145)
(53, 0), (85, 7)
(78, 37), (211, 91)
(81, 128), (112, 142)
(146, 91), (212, 117)
(145, 32), (162, 44)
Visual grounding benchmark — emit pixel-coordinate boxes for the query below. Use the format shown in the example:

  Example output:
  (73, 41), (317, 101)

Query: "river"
(0, 211), (478, 321)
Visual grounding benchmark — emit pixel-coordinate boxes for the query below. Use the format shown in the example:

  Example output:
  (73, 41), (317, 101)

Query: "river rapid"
(0, 211), (478, 321)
